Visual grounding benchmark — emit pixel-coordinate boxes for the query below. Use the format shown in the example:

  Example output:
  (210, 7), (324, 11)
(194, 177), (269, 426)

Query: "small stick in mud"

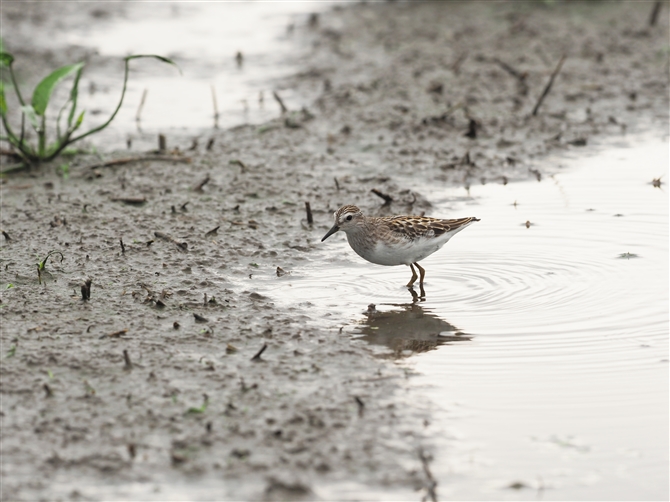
(354, 396), (365, 417)
(158, 134), (167, 152)
(135, 88), (148, 123)
(649, 1), (662, 27)
(206, 138), (215, 151)
(2, 230), (11, 240)
(43, 383), (53, 398)
(229, 159), (247, 172)
(451, 52), (467, 74)
(37, 264), (42, 285)
(272, 91), (288, 114)
(334, 177), (340, 191)
(180, 202), (189, 212)
(154, 231), (188, 251)
(205, 226), (220, 237)
(211, 84), (220, 128)
(193, 174), (210, 192)
(99, 329), (128, 339)
(0, 148), (22, 159)
(465, 118), (478, 139)
(81, 278), (92, 301)
(305, 202), (313, 225)
(532, 54), (567, 116)
(123, 349), (133, 370)
(492, 57), (524, 80)
(111, 197), (147, 205)
(493, 57), (528, 95)
(194, 313), (209, 323)
(419, 449), (438, 502)
(251, 343), (268, 361)
(120, 238), (126, 254)
(371, 188), (393, 205)
(235, 51), (244, 68)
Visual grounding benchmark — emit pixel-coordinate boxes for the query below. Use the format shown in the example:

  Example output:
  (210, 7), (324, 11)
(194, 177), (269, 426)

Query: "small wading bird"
(321, 205), (479, 289)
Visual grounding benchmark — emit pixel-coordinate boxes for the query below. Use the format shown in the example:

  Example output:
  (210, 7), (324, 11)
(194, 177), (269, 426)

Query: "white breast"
(349, 234), (451, 266)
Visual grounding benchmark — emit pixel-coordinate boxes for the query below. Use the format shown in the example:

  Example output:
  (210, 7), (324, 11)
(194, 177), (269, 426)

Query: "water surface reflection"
(354, 301), (472, 358)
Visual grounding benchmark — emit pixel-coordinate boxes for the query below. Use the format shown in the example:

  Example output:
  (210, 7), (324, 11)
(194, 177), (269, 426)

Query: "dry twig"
(532, 54), (567, 116)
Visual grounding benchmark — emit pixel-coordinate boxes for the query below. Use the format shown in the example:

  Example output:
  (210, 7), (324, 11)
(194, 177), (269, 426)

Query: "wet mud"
(1, 2), (668, 500)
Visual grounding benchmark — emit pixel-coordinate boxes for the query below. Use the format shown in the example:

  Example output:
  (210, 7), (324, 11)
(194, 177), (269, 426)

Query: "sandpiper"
(321, 205), (479, 288)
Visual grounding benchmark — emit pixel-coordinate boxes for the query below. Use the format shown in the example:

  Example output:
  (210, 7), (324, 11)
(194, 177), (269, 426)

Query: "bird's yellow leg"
(415, 262), (426, 285)
(407, 263), (418, 288)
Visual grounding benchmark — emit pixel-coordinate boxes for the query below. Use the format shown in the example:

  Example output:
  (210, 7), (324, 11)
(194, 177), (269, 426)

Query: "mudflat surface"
(1, 2), (668, 501)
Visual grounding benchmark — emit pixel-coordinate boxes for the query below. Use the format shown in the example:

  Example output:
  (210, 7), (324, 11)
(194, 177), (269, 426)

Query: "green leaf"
(185, 398), (209, 414)
(20, 105), (40, 131)
(66, 65), (84, 128)
(38, 250), (64, 271)
(0, 86), (6, 115)
(31, 62), (84, 116)
(72, 110), (85, 131)
(0, 52), (14, 67)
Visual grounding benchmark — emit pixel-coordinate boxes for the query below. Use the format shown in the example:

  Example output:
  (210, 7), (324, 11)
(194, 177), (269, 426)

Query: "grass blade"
(66, 65), (84, 128)
(1, 52), (27, 107)
(0, 81), (7, 115)
(125, 54), (181, 74)
(0, 83), (23, 153)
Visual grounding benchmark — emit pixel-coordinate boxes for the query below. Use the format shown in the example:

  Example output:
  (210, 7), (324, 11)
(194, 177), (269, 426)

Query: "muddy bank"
(1, 2), (668, 501)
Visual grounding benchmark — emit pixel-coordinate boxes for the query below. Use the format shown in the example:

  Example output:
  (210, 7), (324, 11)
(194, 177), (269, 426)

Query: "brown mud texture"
(1, 2), (668, 501)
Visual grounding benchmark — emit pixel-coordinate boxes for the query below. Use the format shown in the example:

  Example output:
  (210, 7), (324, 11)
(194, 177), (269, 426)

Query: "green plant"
(38, 250), (63, 271)
(185, 394), (209, 414)
(0, 53), (178, 167)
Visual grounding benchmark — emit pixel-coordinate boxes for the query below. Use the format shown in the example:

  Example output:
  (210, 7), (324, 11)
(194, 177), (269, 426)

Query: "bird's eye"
(346, 215), (353, 221)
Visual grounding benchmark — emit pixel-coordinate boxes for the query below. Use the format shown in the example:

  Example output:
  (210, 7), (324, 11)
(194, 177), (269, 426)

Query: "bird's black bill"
(321, 224), (340, 242)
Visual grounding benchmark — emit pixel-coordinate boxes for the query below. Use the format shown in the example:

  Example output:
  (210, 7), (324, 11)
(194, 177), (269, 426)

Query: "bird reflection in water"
(355, 295), (471, 358)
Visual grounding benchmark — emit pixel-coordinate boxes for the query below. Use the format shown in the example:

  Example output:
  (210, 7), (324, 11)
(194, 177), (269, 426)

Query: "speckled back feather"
(385, 215), (480, 241)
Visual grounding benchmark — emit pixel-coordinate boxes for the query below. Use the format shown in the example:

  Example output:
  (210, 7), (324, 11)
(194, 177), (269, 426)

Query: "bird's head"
(321, 205), (364, 241)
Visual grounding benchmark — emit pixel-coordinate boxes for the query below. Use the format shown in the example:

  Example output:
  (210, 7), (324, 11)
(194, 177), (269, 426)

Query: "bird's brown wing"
(386, 216), (480, 240)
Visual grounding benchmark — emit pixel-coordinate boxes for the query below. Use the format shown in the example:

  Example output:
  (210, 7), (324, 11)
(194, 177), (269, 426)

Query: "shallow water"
(263, 132), (669, 500)
(38, 2), (327, 150)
